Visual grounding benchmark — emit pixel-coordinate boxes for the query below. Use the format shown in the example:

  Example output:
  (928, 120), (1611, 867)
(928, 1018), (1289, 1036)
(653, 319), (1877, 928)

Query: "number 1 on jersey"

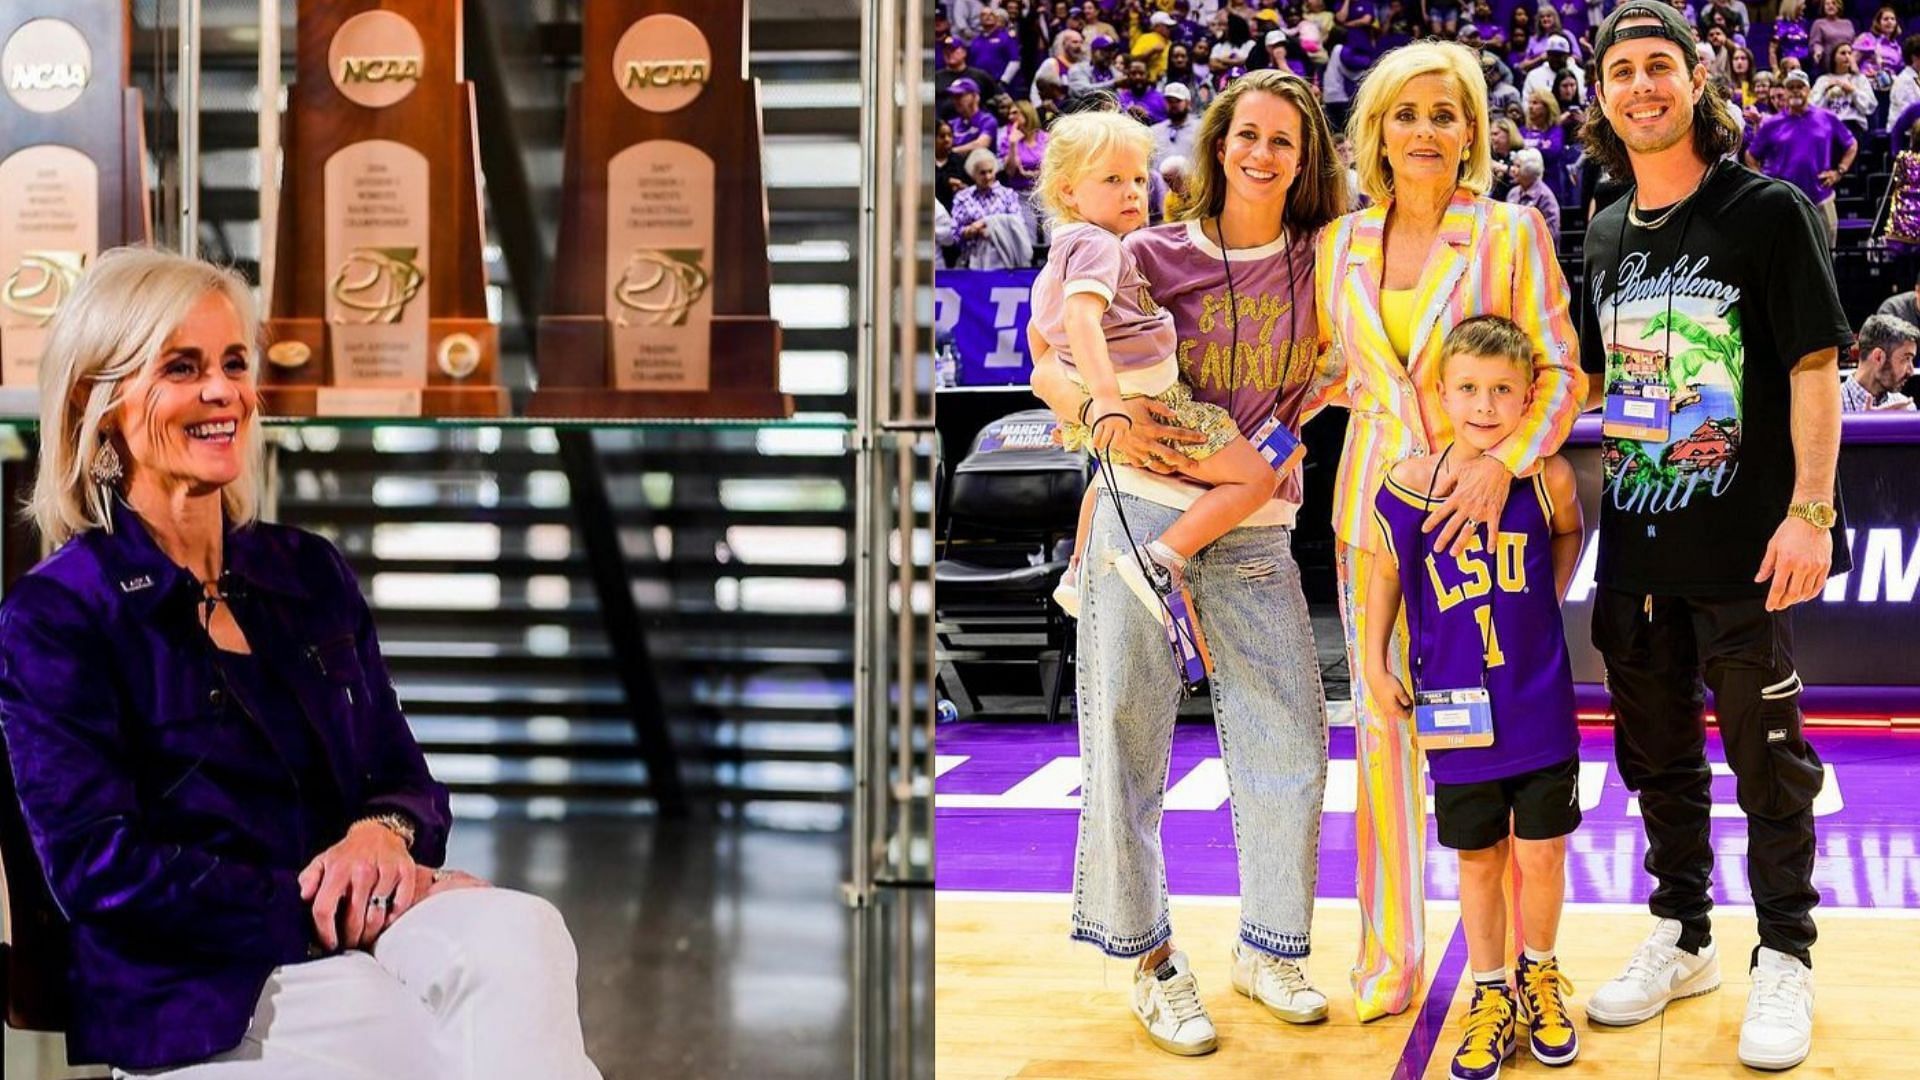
(1473, 603), (1507, 669)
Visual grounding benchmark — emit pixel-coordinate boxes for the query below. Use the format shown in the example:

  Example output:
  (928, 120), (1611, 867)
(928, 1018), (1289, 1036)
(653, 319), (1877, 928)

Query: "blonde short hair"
(28, 247), (265, 550)
(1440, 314), (1537, 376)
(1347, 41), (1493, 205)
(1035, 109), (1155, 223)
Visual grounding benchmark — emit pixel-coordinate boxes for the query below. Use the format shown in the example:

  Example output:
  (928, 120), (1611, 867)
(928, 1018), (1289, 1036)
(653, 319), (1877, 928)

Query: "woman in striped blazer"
(1307, 40), (1586, 1022)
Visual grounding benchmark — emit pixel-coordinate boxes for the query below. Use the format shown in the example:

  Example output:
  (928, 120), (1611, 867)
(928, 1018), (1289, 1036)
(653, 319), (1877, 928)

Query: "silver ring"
(367, 895), (390, 911)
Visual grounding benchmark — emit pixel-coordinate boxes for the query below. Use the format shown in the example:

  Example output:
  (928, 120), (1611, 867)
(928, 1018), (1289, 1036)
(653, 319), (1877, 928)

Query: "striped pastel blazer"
(1306, 188), (1585, 554)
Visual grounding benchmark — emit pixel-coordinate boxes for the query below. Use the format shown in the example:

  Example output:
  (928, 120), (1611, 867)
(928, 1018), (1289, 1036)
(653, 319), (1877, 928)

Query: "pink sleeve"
(1056, 229), (1125, 304)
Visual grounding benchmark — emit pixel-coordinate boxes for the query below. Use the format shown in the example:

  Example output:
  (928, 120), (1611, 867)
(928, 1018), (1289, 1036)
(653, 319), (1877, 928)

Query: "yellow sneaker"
(1518, 954), (1580, 1067)
(1451, 982), (1517, 1080)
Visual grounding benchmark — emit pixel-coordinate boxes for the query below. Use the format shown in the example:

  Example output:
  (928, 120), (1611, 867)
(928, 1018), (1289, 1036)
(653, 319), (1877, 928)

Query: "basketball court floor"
(935, 719), (1920, 1078)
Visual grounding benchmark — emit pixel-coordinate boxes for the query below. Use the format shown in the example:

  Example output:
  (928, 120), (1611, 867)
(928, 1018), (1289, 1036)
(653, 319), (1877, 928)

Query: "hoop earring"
(90, 438), (123, 533)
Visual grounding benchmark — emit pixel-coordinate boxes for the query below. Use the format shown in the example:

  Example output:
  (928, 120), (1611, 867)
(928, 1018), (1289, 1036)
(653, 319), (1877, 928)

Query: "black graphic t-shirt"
(1579, 161), (1853, 597)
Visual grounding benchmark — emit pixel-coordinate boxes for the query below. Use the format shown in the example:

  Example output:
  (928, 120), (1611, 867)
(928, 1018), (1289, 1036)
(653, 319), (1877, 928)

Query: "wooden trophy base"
(262, 317), (510, 418)
(261, 385), (511, 419)
(527, 315), (793, 419)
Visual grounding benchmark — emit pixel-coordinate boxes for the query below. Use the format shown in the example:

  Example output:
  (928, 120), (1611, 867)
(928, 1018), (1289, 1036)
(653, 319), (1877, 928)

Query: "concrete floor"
(444, 817), (930, 1080)
(5, 817), (932, 1080)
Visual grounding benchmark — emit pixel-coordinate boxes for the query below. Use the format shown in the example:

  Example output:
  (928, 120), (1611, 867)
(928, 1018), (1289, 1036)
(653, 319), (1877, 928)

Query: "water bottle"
(935, 341), (960, 389)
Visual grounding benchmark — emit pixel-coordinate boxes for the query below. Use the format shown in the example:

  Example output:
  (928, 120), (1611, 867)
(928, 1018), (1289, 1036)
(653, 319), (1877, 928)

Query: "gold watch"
(1787, 501), (1837, 530)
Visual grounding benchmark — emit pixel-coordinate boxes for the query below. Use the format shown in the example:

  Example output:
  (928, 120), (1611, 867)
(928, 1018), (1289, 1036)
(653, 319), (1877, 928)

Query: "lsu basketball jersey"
(1372, 461), (1580, 785)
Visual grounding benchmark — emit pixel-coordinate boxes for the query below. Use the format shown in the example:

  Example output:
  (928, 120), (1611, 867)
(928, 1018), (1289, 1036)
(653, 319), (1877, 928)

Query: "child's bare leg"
(1153, 439), (1280, 561)
(1029, 355), (1087, 423)
(1070, 482), (1098, 568)
(1459, 840), (1512, 977)
(1513, 836), (1567, 954)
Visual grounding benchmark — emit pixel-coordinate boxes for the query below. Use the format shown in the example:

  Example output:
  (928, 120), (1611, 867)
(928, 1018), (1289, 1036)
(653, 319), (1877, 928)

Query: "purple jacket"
(0, 503), (450, 1070)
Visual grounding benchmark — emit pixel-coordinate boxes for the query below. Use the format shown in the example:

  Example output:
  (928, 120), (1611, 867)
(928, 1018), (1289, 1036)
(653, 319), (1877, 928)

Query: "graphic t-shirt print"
(1591, 251), (1745, 516)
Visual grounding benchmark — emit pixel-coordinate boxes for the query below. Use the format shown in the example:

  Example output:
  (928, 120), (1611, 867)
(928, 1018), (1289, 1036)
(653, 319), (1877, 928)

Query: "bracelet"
(356, 812), (416, 852)
(1090, 412), (1133, 432)
(1077, 397), (1094, 424)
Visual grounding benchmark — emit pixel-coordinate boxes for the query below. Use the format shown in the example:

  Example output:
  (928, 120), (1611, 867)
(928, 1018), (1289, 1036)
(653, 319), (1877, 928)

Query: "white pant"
(118, 888), (601, 1080)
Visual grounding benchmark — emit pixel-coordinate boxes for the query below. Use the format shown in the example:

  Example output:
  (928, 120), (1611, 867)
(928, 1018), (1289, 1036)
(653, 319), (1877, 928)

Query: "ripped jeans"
(1070, 490), (1329, 958)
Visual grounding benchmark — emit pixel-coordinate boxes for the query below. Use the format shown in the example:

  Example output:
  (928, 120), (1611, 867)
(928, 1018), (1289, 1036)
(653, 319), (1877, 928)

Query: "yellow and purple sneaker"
(1518, 954), (1580, 1066)
(1451, 982), (1517, 1080)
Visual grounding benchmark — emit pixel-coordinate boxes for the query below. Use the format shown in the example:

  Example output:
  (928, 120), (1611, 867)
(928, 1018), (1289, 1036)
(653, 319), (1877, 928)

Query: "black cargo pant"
(1593, 588), (1824, 966)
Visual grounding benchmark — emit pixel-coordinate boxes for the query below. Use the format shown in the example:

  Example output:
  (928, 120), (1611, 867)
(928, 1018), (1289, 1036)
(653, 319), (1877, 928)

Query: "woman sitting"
(0, 248), (600, 1079)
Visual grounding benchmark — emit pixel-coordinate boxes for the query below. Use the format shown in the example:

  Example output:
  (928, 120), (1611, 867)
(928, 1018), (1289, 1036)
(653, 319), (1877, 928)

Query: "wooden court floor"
(936, 895), (1919, 1079)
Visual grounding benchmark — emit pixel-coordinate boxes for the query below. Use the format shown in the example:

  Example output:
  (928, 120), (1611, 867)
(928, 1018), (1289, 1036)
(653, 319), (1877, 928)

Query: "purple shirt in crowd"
(949, 108), (998, 153)
(969, 28), (1020, 83)
(996, 129), (1047, 191)
(1748, 107), (1856, 204)
(1773, 18), (1810, 65)
(1116, 84), (1170, 123)
(1031, 222), (1179, 383)
(1507, 176), (1562, 237)
(1125, 219), (1324, 503)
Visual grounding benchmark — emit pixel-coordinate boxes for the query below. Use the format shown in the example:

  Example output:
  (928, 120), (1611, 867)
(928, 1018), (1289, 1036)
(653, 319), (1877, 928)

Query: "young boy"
(1363, 316), (1586, 1080)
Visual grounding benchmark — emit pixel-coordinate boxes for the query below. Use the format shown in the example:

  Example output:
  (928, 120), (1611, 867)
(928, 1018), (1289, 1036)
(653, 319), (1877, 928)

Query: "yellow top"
(1380, 287), (1417, 361)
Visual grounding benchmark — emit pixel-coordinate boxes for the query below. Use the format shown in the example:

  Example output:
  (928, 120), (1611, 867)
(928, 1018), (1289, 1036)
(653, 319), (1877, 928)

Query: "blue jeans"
(1069, 491), (1329, 958)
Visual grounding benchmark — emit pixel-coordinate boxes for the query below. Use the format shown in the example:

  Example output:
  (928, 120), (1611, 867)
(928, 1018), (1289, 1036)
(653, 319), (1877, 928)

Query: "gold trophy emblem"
(0, 250), (86, 325)
(329, 246), (424, 324)
(612, 248), (708, 328)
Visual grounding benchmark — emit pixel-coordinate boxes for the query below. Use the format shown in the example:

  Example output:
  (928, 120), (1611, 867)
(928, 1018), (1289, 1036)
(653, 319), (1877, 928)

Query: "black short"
(1433, 756), (1582, 851)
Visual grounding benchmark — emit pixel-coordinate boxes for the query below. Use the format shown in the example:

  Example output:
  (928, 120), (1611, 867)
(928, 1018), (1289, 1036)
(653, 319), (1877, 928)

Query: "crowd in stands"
(934, 0), (1920, 274)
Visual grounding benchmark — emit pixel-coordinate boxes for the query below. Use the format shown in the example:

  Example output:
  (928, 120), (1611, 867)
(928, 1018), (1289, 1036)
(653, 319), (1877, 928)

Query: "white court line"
(935, 889), (1920, 919)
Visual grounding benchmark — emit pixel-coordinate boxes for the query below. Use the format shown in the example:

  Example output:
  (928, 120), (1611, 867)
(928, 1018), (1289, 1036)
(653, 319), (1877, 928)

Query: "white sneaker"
(1739, 947), (1814, 1070)
(1052, 562), (1081, 618)
(1585, 918), (1721, 1026)
(1230, 942), (1329, 1023)
(1132, 951), (1219, 1056)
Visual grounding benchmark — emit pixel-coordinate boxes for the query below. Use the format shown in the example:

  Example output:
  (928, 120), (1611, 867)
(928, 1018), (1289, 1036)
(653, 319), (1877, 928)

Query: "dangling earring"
(90, 437), (123, 533)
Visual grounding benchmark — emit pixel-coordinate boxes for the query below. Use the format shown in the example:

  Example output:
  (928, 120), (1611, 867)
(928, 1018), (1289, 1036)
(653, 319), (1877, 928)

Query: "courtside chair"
(935, 409), (1090, 725)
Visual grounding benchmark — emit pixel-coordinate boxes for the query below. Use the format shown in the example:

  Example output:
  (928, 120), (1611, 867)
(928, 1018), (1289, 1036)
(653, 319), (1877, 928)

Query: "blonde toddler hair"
(1035, 109), (1155, 224)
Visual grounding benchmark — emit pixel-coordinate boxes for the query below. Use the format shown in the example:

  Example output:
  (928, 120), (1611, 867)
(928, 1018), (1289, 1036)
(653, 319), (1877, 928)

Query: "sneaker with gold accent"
(1229, 942), (1329, 1024)
(1517, 954), (1579, 1066)
(1131, 950), (1218, 1056)
(1451, 982), (1517, 1080)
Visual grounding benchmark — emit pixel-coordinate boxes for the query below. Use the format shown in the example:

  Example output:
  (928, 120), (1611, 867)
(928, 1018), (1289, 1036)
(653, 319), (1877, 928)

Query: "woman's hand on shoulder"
(1423, 453), (1515, 556)
(299, 817), (418, 952)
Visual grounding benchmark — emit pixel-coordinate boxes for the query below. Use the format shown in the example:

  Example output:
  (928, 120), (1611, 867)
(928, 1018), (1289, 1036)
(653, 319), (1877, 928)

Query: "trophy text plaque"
(0, 6), (149, 386)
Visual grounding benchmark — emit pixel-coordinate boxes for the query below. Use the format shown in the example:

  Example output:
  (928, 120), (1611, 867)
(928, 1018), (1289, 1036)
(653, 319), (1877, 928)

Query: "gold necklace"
(1627, 161), (1714, 230)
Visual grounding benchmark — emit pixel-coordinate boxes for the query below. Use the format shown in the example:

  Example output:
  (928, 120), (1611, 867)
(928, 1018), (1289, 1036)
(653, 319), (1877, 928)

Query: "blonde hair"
(1440, 314), (1537, 376)
(1010, 99), (1043, 142)
(1489, 115), (1523, 152)
(1035, 109), (1155, 223)
(1525, 86), (1561, 128)
(28, 247), (266, 550)
(1177, 68), (1349, 235)
(1348, 40), (1493, 205)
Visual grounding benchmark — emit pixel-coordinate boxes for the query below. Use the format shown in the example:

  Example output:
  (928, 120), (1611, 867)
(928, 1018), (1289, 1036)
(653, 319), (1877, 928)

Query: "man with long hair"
(1576, 3), (1851, 1071)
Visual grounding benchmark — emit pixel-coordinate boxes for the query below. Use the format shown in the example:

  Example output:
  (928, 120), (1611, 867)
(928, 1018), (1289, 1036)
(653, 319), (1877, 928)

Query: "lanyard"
(1212, 215), (1297, 426)
(1405, 443), (1492, 693)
